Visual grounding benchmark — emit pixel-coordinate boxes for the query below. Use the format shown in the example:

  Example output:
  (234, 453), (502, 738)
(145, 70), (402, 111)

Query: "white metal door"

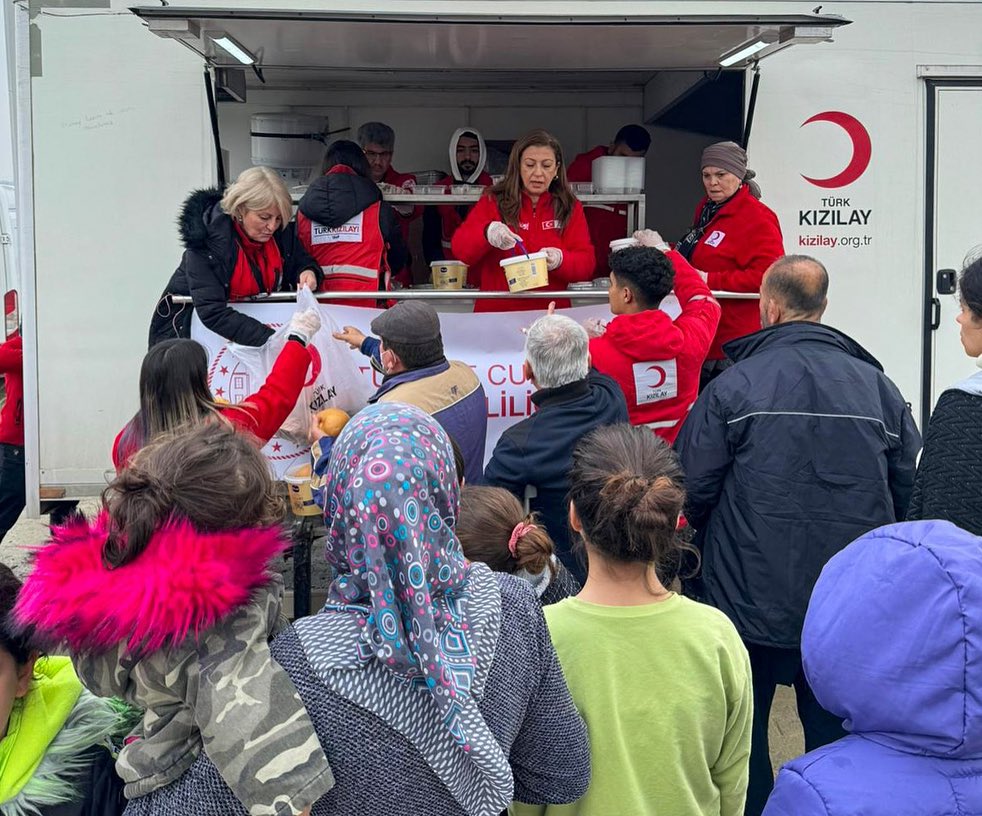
(926, 82), (982, 418)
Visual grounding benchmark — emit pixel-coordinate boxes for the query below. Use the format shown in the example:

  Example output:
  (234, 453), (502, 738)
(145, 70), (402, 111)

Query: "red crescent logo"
(304, 345), (322, 387)
(800, 111), (872, 189)
(646, 365), (667, 389)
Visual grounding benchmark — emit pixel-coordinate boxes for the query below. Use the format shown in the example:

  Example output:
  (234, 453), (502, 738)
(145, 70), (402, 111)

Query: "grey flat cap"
(370, 300), (442, 345)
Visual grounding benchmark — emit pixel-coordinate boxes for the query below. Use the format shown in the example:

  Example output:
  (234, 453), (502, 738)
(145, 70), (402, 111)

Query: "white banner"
(191, 298), (679, 478)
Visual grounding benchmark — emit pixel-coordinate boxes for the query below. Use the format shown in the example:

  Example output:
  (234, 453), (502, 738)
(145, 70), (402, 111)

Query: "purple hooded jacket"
(763, 520), (982, 816)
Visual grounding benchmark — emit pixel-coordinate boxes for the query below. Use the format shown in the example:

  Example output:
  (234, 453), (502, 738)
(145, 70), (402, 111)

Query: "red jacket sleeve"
(224, 339), (310, 445)
(0, 337), (22, 375)
(667, 250), (722, 362)
(451, 195), (499, 267)
(704, 207), (784, 293)
(550, 201), (596, 284)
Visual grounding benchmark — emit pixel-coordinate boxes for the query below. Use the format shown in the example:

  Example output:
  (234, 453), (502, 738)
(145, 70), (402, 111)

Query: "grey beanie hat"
(701, 141), (761, 198)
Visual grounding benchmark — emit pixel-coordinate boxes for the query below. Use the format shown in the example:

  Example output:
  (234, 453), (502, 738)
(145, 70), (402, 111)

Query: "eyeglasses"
(364, 150), (392, 160)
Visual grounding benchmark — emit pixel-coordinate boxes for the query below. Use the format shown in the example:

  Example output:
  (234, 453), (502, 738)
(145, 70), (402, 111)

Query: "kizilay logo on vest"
(632, 359), (678, 404)
(312, 212), (364, 244)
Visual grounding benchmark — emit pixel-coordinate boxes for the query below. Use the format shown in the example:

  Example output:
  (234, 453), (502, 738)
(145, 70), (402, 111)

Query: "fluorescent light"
(719, 39), (768, 67)
(210, 33), (256, 65)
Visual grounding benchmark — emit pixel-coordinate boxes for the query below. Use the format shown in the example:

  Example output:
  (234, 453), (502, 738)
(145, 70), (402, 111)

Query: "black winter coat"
(148, 188), (320, 348)
(298, 170), (408, 276)
(483, 370), (629, 584)
(908, 383), (982, 535)
(676, 321), (921, 648)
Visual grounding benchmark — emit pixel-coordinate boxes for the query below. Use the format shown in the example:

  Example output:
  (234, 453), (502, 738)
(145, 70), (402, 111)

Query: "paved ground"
(1, 506), (805, 774)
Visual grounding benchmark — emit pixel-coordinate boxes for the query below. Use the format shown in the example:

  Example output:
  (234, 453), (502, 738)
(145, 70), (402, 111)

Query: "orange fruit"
(213, 396), (230, 405)
(316, 408), (350, 438)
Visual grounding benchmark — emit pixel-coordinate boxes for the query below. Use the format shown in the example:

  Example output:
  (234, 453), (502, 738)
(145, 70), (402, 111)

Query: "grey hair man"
(676, 253), (921, 816)
(484, 313), (629, 583)
(356, 121), (417, 283)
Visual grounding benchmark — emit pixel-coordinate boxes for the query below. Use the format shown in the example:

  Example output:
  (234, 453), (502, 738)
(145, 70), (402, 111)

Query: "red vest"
(297, 201), (388, 294)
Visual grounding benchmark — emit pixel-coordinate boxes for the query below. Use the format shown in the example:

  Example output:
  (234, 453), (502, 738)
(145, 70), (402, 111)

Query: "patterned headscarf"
(297, 402), (512, 815)
(322, 401), (469, 690)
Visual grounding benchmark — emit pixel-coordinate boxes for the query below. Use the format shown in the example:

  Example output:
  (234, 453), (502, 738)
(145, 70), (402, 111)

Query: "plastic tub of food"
(283, 462), (320, 517)
(414, 185), (443, 195)
(609, 237), (640, 253)
(592, 277), (612, 290)
(500, 252), (549, 293)
(572, 182), (594, 195)
(430, 260), (468, 289)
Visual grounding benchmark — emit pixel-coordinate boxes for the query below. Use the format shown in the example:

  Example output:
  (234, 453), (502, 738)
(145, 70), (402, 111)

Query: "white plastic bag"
(228, 287), (372, 443)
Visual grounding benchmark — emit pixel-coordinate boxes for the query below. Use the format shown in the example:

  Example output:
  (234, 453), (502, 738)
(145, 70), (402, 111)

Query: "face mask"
(381, 348), (396, 373)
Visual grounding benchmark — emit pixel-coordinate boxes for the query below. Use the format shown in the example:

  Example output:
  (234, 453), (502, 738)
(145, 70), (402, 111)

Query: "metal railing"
(171, 289), (760, 303)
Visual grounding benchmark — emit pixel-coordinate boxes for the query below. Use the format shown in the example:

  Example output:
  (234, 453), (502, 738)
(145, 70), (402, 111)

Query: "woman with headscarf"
(117, 402), (591, 816)
(676, 141), (784, 388)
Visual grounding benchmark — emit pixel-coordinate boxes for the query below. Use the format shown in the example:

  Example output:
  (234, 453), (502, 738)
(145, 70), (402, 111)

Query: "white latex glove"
(486, 221), (521, 251)
(582, 317), (607, 338)
(288, 308), (322, 343)
(543, 247), (563, 271)
(634, 229), (670, 250)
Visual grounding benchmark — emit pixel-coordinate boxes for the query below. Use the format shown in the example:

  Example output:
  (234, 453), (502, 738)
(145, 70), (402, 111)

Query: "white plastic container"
(430, 260), (468, 289)
(500, 252), (549, 292)
(251, 113), (328, 187)
(609, 237), (640, 253)
(592, 156), (645, 194)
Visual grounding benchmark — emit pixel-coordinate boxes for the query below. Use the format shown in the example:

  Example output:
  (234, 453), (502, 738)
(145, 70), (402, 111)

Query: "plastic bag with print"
(228, 287), (372, 446)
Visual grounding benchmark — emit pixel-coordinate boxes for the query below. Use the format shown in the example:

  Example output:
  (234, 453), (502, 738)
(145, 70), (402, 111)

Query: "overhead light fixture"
(209, 32), (256, 65)
(720, 25), (836, 67)
(719, 38), (769, 67)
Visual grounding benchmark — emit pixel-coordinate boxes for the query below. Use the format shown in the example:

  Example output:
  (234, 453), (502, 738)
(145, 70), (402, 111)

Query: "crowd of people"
(4, 117), (982, 816)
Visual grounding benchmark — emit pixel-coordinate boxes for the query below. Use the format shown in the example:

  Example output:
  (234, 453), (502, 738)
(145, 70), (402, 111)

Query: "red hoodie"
(451, 190), (595, 311)
(567, 145), (631, 278)
(0, 336), (23, 447)
(686, 184), (784, 359)
(589, 250), (720, 443)
(112, 339), (311, 471)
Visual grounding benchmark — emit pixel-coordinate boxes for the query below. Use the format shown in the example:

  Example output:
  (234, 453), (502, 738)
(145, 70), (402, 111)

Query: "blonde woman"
(150, 166), (322, 347)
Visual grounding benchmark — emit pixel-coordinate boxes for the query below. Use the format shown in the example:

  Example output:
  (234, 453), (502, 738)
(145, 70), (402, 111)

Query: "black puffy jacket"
(907, 381), (982, 535)
(675, 321), (921, 648)
(148, 188), (320, 348)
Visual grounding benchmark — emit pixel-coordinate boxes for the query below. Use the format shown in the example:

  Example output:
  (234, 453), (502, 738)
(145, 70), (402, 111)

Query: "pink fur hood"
(14, 513), (291, 654)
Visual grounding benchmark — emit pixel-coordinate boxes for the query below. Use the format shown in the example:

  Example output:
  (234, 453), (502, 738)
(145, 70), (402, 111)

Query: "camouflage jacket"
(15, 516), (335, 816)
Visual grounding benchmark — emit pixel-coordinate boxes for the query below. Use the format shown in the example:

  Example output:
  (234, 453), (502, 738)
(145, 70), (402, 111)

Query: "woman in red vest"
(451, 129), (595, 311)
(148, 166), (322, 348)
(296, 140), (408, 308)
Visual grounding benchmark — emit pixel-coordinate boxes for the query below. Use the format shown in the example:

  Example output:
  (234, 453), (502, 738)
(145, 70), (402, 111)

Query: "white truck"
(5, 0), (981, 513)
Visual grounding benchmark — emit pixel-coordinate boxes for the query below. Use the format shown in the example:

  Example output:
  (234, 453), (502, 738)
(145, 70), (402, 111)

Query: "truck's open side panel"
(25, 3), (212, 507)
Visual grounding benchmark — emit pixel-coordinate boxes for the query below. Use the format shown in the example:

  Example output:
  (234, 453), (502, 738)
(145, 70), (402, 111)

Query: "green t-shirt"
(512, 594), (752, 816)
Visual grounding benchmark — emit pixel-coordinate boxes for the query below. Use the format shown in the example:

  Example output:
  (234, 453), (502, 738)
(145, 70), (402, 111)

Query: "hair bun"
(635, 476), (684, 528)
(600, 472), (649, 507)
